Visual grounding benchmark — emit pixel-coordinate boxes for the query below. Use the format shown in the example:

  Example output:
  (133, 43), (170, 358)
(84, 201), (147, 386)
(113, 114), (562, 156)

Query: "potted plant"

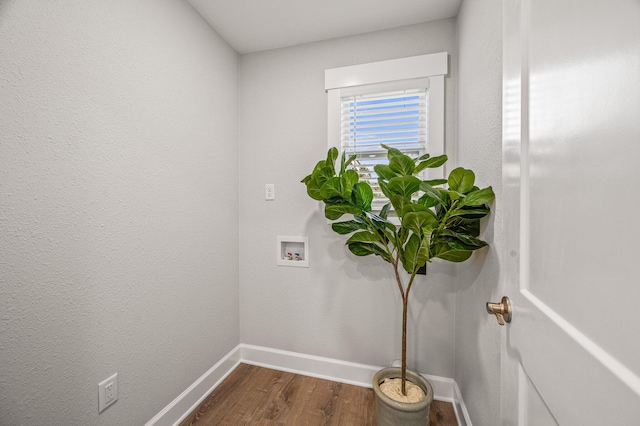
(301, 145), (494, 425)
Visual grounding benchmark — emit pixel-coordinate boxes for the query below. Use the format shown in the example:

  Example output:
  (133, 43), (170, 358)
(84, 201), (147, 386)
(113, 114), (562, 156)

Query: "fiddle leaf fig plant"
(301, 145), (495, 396)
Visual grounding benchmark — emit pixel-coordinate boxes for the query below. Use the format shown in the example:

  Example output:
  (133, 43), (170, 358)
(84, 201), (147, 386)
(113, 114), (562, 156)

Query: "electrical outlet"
(265, 183), (275, 200)
(98, 373), (118, 413)
(105, 382), (114, 404)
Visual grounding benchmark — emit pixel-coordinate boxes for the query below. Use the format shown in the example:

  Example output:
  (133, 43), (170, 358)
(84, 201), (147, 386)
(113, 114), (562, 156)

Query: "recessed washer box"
(277, 236), (309, 267)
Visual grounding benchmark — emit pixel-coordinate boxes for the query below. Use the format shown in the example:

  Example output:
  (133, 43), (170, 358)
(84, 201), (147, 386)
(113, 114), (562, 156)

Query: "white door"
(501, 0), (640, 424)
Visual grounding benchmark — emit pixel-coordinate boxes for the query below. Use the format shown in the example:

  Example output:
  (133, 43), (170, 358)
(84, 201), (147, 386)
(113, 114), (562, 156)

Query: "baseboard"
(453, 380), (472, 426)
(146, 343), (472, 426)
(144, 346), (242, 426)
(239, 344), (379, 388)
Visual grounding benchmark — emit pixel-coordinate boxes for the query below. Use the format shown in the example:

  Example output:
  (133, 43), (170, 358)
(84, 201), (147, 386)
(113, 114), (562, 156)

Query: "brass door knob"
(486, 296), (512, 325)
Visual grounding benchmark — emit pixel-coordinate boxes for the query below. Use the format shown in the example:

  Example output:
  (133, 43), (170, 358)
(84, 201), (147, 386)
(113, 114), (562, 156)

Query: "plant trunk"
(401, 294), (408, 396)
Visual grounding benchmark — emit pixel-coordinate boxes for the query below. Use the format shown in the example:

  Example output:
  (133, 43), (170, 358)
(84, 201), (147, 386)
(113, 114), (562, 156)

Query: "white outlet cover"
(98, 373), (118, 413)
(265, 183), (275, 200)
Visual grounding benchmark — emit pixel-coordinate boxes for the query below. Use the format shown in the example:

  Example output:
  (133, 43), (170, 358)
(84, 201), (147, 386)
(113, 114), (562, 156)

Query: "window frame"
(325, 52), (448, 183)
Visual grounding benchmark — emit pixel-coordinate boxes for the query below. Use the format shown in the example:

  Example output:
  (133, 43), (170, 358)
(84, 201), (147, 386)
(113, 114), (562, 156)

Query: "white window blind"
(341, 87), (428, 201)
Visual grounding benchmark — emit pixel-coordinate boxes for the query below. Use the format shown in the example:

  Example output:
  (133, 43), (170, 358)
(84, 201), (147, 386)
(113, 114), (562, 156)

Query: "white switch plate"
(98, 373), (118, 413)
(265, 183), (275, 200)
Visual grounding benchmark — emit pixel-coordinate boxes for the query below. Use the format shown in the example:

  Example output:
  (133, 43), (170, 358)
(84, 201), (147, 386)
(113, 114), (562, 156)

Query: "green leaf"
(351, 183), (374, 210)
(417, 193), (440, 208)
(324, 207), (344, 221)
(339, 151), (357, 174)
(431, 228), (489, 261)
(346, 231), (382, 244)
(320, 177), (343, 199)
(389, 154), (416, 176)
(364, 211), (396, 232)
(419, 182), (445, 205)
(390, 195), (412, 217)
(310, 160), (326, 176)
(382, 144), (403, 159)
(344, 154), (357, 169)
(448, 218), (481, 237)
(414, 155), (448, 173)
(347, 242), (377, 256)
(402, 211), (438, 235)
(443, 238), (486, 251)
(326, 147), (339, 172)
(402, 234), (419, 272)
(324, 204), (361, 220)
(460, 186), (495, 207)
(379, 203), (391, 219)
(448, 167), (475, 194)
(394, 225), (408, 248)
(438, 230), (488, 250)
(312, 165), (335, 187)
(331, 220), (367, 235)
(419, 235), (432, 262)
(301, 174), (312, 184)
(340, 170), (359, 198)
(387, 176), (421, 198)
(347, 242), (392, 262)
(306, 180), (323, 200)
(449, 207), (490, 218)
(402, 234), (430, 273)
(432, 244), (473, 262)
(374, 164), (398, 180)
(437, 188), (451, 205)
(448, 190), (462, 201)
(378, 180), (392, 199)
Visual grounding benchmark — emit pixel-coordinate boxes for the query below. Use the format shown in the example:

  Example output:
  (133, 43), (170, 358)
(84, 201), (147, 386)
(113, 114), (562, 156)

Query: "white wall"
(454, 1), (503, 425)
(0, 1), (239, 424)
(238, 21), (459, 378)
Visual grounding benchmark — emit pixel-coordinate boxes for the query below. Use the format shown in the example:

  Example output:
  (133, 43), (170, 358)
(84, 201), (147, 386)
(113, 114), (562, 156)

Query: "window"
(341, 86), (427, 200)
(325, 53), (448, 207)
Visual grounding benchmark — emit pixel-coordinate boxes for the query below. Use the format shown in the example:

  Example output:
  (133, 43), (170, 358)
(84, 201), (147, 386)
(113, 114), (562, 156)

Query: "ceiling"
(187, 0), (462, 54)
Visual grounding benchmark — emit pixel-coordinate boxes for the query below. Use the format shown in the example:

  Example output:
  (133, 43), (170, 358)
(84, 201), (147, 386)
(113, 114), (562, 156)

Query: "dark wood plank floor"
(179, 363), (458, 426)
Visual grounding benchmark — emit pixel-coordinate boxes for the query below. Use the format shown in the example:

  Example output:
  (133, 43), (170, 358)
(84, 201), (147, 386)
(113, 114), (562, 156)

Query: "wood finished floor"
(179, 363), (457, 426)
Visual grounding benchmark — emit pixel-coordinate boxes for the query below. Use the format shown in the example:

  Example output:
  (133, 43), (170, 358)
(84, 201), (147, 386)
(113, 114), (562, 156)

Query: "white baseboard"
(453, 380), (472, 426)
(146, 343), (472, 426)
(144, 346), (242, 426)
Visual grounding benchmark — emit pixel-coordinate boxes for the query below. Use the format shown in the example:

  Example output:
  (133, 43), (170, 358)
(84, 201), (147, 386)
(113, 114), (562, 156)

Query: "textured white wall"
(238, 21), (459, 378)
(454, 1), (503, 425)
(0, 1), (239, 425)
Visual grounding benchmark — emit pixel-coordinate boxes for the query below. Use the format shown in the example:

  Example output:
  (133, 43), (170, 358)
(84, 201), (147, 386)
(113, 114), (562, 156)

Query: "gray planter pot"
(373, 367), (434, 426)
